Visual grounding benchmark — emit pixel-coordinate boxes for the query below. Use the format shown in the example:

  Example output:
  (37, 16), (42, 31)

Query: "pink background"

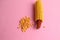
(0, 0), (60, 40)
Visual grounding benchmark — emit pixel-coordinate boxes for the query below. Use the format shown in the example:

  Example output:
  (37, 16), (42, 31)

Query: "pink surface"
(0, 0), (60, 40)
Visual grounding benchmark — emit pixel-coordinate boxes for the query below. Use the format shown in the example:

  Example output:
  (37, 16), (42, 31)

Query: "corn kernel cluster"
(18, 16), (33, 32)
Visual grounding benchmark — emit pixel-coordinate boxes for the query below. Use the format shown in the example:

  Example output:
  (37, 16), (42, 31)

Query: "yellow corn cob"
(35, 0), (44, 29)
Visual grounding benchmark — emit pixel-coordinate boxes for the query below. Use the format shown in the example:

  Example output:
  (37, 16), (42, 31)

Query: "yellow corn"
(35, 0), (44, 22)
(18, 16), (33, 32)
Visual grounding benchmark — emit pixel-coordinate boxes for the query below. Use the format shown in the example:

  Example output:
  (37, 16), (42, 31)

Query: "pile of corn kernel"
(18, 16), (33, 32)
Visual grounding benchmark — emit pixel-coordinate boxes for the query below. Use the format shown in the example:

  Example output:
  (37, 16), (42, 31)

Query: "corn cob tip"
(36, 20), (42, 29)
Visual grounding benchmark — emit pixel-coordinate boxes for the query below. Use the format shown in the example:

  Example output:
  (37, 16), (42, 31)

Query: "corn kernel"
(18, 16), (33, 32)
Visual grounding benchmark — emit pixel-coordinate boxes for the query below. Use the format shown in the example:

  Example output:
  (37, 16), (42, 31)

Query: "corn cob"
(35, 0), (44, 29)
